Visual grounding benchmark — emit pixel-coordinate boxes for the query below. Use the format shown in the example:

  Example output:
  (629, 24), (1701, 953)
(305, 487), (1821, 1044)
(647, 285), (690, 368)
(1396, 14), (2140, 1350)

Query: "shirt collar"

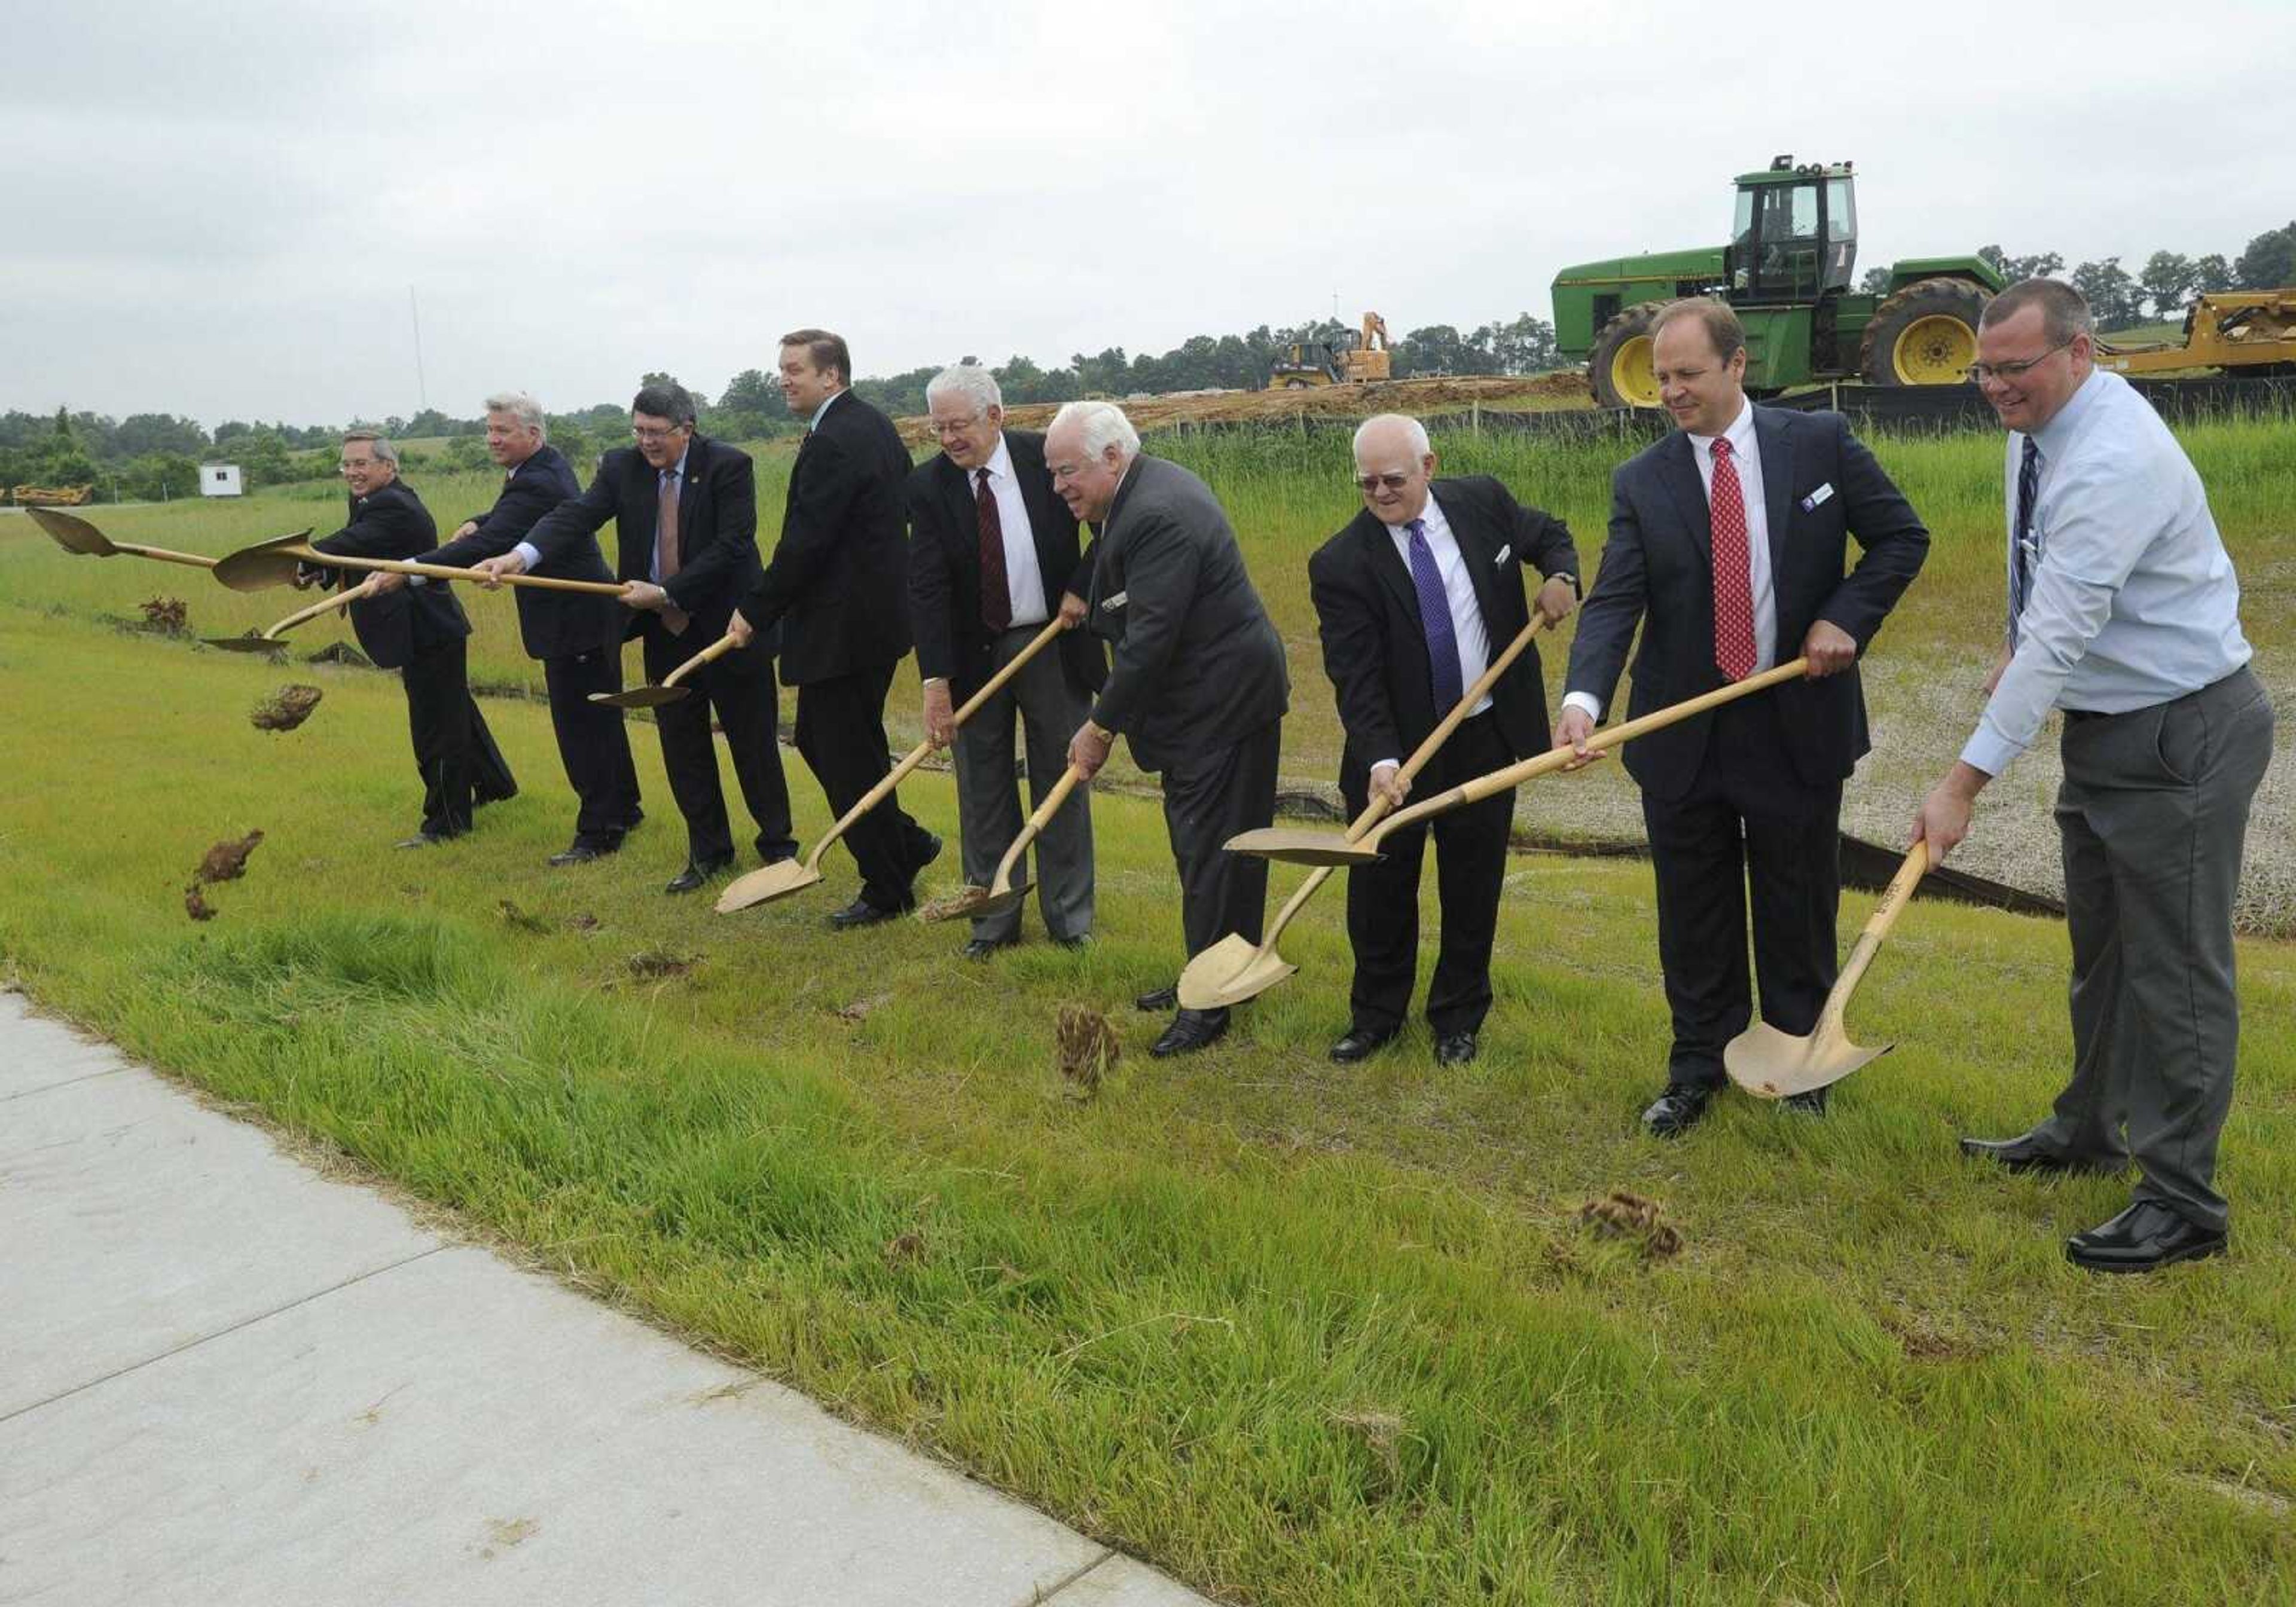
(809, 389), (845, 432)
(975, 432), (1013, 482)
(1379, 488), (1447, 537)
(2029, 366), (2108, 461)
(1689, 396), (1756, 460)
(660, 442), (691, 480)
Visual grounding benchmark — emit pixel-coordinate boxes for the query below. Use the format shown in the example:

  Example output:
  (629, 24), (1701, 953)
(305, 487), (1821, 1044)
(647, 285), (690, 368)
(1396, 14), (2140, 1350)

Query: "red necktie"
(1708, 438), (1755, 681)
(977, 468), (1012, 632)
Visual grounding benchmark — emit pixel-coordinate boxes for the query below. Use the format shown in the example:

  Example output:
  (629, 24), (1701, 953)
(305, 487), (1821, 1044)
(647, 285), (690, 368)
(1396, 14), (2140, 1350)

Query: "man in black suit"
(908, 364), (1103, 958)
(375, 391), (642, 867)
(303, 431), (515, 846)
(1556, 297), (1929, 1136)
(1051, 401), (1289, 1058)
(1309, 413), (1580, 1067)
(509, 381), (794, 894)
(730, 329), (939, 928)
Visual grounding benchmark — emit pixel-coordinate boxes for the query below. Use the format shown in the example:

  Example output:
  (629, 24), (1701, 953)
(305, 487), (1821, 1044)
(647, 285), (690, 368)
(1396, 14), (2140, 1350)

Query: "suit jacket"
(1564, 405), (1929, 800)
(905, 429), (1106, 704)
(425, 443), (617, 661)
(1309, 476), (1580, 796)
(310, 479), (466, 671)
(1085, 454), (1288, 773)
(523, 433), (765, 649)
(742, 389), (913, 686)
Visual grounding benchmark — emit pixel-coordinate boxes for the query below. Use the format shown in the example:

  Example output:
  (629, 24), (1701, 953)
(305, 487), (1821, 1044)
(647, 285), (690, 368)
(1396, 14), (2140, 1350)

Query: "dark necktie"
(2009, 436), (2041, 649)
(1708, 437), (1756, 681)
(655, 469), (690, 635)
(1404, 518), (1464, 712)
(978, 467), (1012, 632)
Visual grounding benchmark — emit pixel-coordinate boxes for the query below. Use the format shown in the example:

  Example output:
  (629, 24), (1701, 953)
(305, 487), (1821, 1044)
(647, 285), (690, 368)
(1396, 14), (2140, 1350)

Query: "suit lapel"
(1358, 511), (1425, 645)
(1429, 483), (1504, 635)
(1753, 405), (1794, 577)
(1657, 432), (1711, 566)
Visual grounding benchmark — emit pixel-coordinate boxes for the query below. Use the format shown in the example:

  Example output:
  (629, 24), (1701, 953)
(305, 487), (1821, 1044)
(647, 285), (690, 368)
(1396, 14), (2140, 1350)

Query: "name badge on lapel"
(1101, 590), (1128, 612)
(1494, 543), (1512, 566)
(1799, 483), (1835, 513)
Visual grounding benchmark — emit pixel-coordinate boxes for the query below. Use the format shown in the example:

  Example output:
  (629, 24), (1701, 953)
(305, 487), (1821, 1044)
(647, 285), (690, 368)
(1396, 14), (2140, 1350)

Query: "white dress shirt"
(1563, 397), (1775, 723)
(1372, 489), (1491, 770)
(976, 433), (1049, 628)
(1960, 368), (2252, 777)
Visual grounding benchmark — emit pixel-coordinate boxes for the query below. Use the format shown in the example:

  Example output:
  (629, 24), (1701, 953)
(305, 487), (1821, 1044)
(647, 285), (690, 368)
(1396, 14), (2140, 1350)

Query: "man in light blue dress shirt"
(1915, 279), (2273, 1274)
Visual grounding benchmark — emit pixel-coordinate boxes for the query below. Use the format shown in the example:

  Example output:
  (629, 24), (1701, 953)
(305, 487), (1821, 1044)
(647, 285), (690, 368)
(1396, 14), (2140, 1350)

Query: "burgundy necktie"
(1708, 438), (1755, 680)
(977, 468), (1012, 632)
(655, 469), (690, 636)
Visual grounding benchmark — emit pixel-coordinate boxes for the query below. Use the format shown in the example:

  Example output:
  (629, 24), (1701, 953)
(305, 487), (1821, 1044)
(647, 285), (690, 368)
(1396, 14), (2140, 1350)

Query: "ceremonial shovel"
(1177, 614), (1553, 1012)
(201, 586), (365, 655)
(210, 531), (627, 596)
(1223, 658), (1811, 867)
(1725, 839), (1929, 1098)
(715, 618), (1070, 914)
(917, 762), (1088, 924)
(590, 631), (739, 707)
(28, 506), (227, 569)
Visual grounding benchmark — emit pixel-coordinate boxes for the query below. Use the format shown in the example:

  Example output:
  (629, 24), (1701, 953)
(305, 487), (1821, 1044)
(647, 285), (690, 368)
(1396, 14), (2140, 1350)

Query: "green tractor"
(1552, 157), (2007, 408)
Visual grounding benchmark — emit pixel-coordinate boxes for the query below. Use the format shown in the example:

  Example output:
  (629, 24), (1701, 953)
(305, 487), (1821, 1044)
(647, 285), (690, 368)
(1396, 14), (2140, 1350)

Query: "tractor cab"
(1727, 157), (1858, 305)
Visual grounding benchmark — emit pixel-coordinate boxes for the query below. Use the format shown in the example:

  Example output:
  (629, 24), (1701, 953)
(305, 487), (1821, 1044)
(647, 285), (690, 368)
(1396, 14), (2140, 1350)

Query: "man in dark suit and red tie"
(500, 380), (795, 894)
(1308, 413), (1580, 1067)
(906, 364), (1103, 958)
(1555, 297), (1929, 1136)
(730, 329), (940, 928)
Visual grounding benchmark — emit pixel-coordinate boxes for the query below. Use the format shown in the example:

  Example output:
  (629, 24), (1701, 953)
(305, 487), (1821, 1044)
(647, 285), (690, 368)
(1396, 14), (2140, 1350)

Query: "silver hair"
(1047, 399), (1139, 462)
(483, 390), (547, 439)
(925, 364), (1003, 416)
(1352, 413), (1430, 462)
(342, 430), (398, 466)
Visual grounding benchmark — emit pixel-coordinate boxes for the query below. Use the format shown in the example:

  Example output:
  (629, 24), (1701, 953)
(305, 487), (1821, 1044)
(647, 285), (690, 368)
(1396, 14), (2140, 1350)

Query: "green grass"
(2, 591), (2293, 1599)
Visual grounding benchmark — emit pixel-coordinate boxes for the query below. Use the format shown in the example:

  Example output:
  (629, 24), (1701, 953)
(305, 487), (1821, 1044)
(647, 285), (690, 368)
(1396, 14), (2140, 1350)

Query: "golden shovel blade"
(1176, 933), (1297, 1010)
(715, 859), (823, 913)
(1723, 1019), (1897, 1100)
(201, 634), (291, 656)
(590, 683), (694, 709)
(26, 507), (114, 554)
(1222, 826), (1383, 867)
(212, 533), (321, 591)
(918, 877), (1032, 924)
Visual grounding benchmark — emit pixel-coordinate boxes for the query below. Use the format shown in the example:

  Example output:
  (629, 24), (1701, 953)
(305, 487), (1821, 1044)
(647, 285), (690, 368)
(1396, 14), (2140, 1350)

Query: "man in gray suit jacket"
(1049, 401), (1289, 1058)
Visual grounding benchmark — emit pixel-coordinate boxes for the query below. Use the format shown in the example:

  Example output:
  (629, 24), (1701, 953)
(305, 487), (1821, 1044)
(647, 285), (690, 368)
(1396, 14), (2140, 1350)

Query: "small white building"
(200, 463), (244, 498)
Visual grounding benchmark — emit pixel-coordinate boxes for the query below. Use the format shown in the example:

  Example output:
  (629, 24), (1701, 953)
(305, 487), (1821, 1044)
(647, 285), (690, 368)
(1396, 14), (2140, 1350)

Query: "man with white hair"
(1048, 399), (1289, 1057)
(409, 392), (642, 866)
(1308, 413), (1580, 1067)
(907, 365), (1104, 958)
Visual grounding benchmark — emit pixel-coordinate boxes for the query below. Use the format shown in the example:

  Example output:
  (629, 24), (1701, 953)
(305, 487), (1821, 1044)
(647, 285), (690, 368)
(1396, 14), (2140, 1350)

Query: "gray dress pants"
(2036, 665), (2272, 1232)
(953, 624), (1094, 943)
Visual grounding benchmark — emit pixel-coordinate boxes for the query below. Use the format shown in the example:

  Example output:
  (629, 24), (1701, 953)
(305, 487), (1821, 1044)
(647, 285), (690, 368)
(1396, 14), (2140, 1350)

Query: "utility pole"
(408, 285), (429, 412)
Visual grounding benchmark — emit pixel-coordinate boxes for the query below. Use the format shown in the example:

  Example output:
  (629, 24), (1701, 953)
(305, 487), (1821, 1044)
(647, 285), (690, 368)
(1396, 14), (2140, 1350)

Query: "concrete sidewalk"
(0, 992), (1214, 1606)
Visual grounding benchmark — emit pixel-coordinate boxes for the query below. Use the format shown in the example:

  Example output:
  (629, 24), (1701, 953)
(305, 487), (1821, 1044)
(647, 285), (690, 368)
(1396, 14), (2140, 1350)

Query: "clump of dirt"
(496, 899), (551, 934)
(625, 947), (699, 980)
(184, 885), (216, 921)
(569, 912), (600, 933)
(1576, 1190), (1683, 1259)
(883, 1229), (927, 1267)
(139, 597), (188, 634)
(1055, 1003), (1120, 1098)
(915, 885), (989, 924)
(304, 641), (371, 668)
(251, 685), (324, 732)
(183, 829), (263, 921)
(836, 991), (893, 1023)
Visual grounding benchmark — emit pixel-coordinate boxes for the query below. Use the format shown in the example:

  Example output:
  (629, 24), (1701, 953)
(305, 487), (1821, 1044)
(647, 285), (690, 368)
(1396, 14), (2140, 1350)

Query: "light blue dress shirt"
(1961, 368), (2252, 778)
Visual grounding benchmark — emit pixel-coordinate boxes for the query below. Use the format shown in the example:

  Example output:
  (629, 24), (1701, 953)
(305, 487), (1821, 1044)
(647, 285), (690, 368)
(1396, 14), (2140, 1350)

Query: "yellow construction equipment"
(2093, 289), (2296, 377)
(10, 484), (94, 507)
(1266, 311), (1394, 389)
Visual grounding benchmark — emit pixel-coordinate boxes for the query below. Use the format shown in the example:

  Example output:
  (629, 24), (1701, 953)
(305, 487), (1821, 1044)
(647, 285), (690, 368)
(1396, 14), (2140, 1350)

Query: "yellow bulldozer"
(9, 484), (94, 508)
(2093, 289), (2296, 377)
(1268, 311), (1394, 389)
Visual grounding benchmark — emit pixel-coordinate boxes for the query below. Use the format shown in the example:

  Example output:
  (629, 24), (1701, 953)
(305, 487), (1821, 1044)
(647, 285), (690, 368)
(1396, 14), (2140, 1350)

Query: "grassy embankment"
(1, 413), (2292, 1604)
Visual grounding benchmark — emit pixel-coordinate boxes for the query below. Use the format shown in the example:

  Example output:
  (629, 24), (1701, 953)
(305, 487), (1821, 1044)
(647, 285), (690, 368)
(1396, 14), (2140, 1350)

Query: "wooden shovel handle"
(988, 763), (1088, 890)
(1818, 839), (1930, 1034)
(289, 545), (626, 595)
(115, 542), (217, 569)
(948, 618), (1068, 727)
(262, 588), (361, 637)
(662, 631), (740, 688)
(1373, 658), (1812, 842)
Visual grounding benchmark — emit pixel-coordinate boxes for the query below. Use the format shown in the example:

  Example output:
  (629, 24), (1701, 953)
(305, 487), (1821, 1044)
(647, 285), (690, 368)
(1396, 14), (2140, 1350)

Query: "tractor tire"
(1860, 277), (1990, 387)
(1281, 378), (1311, 390)
(1587, 304), (1665, 409)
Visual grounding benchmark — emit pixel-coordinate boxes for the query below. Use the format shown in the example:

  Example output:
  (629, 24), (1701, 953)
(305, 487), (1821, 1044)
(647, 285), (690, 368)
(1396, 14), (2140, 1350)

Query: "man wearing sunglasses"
(1915, 279), (2271, 1274)
(1306, 413), (1579, 1067)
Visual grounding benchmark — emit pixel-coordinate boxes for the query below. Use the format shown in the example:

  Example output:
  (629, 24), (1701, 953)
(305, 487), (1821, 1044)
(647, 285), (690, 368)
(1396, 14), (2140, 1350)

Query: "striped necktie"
(2008, 436), (2041, 649)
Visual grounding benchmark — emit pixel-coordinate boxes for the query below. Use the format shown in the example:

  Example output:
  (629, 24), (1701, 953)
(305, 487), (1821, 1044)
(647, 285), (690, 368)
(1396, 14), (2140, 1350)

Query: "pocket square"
(1101, 590), (1128, 612)
(1494, 543), (1512, 565)
(1799, 482), (1836, 512)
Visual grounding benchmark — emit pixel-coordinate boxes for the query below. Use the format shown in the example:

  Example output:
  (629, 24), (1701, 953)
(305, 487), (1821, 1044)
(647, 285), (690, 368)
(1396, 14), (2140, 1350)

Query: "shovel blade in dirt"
(1223, 826), (1383, 867)
(201, 635), (291, 656)
(715, 857), (823, 913)
(1177, 932), (1297, 1010)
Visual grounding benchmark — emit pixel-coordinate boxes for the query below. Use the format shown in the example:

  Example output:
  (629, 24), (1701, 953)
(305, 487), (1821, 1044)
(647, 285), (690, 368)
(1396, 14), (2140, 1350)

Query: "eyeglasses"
(631, 424), (687, 444)
(929, 415), (987, 437)
(1965, 340), (2071, 386)
(1354, 472), (1412, 493)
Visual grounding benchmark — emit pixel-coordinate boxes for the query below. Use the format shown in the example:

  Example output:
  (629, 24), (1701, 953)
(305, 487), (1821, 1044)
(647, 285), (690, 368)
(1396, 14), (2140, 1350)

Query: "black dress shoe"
(1434, 1031), (1479, 1067)
(2066, 1199), (2227, 1273)
(548, 836), (622, 867)
(664, 856), (734, 895)
(1135, 985), (1179, 1013)
(961, 936), (1016, 961)
(1329, 1025), (1398, 1064)
(1641, 1084), (1716, 1139)
(828, 896), (903, 930)
(1051, 933), (1092, 951)
(1782, 1087), (1828, 1116)
(1959, 1131), (2123, 1176)
(1152, 1007), (1229, 1058)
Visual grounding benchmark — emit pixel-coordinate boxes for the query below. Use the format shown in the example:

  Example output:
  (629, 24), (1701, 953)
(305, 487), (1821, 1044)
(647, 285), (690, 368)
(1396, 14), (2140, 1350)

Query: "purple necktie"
(1405, 518), (1464, 711)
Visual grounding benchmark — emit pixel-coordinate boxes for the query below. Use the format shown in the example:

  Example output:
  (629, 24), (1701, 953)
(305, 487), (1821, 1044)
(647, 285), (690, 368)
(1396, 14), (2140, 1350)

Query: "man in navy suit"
(380, 391), (641, 866)
(504, 381), (794, 894)
(1308, 413), (1579, 1067)
(1556, 297), (1929, 1136)
(906, 364), (1104, 958)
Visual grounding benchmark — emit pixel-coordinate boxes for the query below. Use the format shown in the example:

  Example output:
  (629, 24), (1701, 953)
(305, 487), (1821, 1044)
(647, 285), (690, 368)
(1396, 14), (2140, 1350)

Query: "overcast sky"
(4, 0), (2284, 428)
